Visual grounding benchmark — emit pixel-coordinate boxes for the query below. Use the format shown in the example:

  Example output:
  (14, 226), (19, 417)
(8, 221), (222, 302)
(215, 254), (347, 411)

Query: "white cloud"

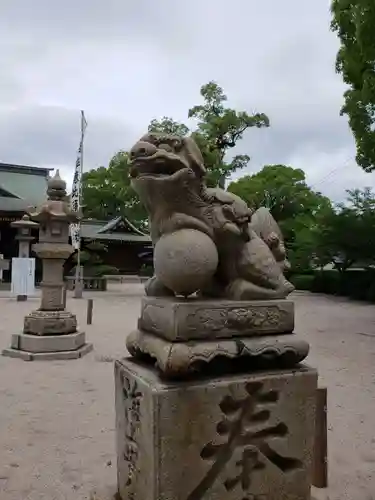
(0, 0), (372, 202)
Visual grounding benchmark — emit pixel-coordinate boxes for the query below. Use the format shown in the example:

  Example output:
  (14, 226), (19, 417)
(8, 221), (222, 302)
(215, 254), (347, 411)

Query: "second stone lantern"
(11, 214), (39, 301)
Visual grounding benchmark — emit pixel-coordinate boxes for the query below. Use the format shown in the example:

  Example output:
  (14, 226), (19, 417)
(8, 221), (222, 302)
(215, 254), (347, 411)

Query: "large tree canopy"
(331, 0), (375, 171)
(228, 165), (332, 271)
(228, 165), (331, 224)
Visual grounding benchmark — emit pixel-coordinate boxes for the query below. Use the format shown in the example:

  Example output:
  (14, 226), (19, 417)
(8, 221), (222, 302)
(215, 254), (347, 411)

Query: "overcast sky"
(0, 0), (373, 202)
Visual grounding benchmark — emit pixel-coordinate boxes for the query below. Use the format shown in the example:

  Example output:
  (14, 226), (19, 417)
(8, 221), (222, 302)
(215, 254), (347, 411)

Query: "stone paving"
(0, 284), (374, 499)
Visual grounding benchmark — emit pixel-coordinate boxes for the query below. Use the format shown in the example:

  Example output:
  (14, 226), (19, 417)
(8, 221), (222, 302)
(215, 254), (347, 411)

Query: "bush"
(89, 264), (119, 277)
(289, 274), (314, 290)
(366, 280), (375, 302)
(311, 270), (341, 295)
(139, 264), (154, 277)
(305, 269), (375, 302)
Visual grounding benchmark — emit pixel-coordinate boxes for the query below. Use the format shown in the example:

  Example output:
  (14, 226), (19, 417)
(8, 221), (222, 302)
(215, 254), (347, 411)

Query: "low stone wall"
(65, 277), (107, 291)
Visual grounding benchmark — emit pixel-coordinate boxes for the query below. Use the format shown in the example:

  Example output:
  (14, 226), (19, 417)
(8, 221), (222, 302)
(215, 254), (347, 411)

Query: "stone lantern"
(2, 170), (93, 360)
(11, 214), (39, 301)
(27, 171), (76, 317)
(11, 214), (39, 258)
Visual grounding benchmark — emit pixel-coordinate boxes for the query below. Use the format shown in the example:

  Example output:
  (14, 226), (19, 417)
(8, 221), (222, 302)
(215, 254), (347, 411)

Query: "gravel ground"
(0, 285), (374, 500)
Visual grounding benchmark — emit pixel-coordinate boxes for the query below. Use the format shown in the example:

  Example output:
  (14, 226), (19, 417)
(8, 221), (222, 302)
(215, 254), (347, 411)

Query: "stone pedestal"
(23, 310), (77, 335)
(118, 297), (316, 499)
(3, 332), (92, 361)
(115, 358), (317, 500)
(126, 297), (309, 378)
(138, 297), (295, 340)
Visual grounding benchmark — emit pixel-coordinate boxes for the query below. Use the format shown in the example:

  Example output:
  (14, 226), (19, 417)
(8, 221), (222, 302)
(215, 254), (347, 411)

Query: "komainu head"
(129, 133), (206, 180)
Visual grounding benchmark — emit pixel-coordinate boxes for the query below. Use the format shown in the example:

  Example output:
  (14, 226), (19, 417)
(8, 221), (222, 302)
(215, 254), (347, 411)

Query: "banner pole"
(72, 110), (87, 299)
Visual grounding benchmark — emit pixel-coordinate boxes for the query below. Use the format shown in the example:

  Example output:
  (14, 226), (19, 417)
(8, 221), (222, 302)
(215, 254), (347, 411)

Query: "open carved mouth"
(130, 151), (187, 179)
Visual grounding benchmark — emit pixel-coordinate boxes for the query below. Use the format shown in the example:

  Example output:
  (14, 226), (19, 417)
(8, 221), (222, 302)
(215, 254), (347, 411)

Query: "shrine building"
(0, 163), (51, 280)
(80, 215), (152, 274)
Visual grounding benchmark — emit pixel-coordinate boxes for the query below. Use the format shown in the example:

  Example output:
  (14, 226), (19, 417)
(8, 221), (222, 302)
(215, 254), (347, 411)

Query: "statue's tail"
(251, 206), (282, 240)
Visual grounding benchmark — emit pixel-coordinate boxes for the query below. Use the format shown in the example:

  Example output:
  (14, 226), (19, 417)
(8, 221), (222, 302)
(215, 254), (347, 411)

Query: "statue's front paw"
(218, 222), (250, 243)
(222, 222), (241, 236)
(225, 278), (293, 300)
(145, 276), (174, 297)
(265, 231), (280, 248)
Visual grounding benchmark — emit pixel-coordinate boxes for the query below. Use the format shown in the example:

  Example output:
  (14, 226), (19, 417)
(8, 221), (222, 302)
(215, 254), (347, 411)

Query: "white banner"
(70, 110), (88, 250)
(11, 258), (35, 296)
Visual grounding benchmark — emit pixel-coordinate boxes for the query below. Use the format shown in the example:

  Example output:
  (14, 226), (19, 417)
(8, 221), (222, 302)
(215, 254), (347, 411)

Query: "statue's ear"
(182, 136), (206, 177)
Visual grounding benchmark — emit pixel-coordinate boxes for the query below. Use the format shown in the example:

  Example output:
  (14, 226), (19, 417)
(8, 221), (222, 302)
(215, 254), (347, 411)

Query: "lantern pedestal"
(3, 332), (92, 361)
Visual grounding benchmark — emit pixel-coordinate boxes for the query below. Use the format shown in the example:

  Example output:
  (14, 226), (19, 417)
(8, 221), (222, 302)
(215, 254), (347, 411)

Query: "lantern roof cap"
(11, 214), (39, 229)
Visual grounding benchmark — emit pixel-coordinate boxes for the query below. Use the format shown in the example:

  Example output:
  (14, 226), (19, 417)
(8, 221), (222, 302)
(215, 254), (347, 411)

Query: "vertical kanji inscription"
(187, 382), (302, 500)
(121, 375), (142, 491)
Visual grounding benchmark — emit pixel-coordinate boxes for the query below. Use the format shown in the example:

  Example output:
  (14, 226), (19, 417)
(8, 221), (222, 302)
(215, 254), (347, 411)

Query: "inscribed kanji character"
(122, 376), (142, 488)
(187, 382), (302, 500)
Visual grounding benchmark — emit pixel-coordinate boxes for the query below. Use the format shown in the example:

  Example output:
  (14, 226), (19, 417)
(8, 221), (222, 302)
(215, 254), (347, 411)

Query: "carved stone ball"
(154, 229), (219, 296)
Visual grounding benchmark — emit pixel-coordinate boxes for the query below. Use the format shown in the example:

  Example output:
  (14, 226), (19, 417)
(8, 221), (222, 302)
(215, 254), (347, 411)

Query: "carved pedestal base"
(126, 329), (309, 379)
(115, 358), (317, 500)
(23, 310), (77, 335)
(139, 297), (294, 341)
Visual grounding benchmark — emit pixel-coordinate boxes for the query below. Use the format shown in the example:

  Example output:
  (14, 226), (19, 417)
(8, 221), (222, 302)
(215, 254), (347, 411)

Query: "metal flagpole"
(72, 110), (87, 298)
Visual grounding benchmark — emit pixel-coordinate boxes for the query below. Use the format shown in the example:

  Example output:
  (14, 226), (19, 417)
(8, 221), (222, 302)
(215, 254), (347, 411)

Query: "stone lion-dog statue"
(129, 133), (294, 300)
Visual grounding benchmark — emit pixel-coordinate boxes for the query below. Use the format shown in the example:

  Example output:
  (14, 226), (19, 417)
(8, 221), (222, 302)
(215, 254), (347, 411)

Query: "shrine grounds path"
(0, 285), (374, 500)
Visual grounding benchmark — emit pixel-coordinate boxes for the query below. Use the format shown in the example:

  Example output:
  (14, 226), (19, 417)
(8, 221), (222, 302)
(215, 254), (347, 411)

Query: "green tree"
(331, 0), (375, 171)
(228, 165), (331, 225)
(148, 117), (189, 136)
(189, 81), (269, 186)
(228, 165), (332, 271)
(316, 187), (375, 271)
(149, 81), (269, 187)
(82, 151), (147, 227)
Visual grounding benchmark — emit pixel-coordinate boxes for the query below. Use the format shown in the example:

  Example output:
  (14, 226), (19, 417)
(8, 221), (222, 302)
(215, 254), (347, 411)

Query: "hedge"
(139, 264), (154, 277)
(289, 274), (315, 291)
(289, 269), (375, 302)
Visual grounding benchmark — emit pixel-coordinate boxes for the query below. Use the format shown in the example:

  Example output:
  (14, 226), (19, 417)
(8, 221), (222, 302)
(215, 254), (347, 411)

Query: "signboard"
(11, 258), (35, 296)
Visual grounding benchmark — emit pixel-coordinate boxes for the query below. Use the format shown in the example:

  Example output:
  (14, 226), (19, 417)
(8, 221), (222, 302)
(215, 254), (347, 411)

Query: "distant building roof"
(0, 162), (51, 212)
(0, 197), (34, 212)
(81, 215), (151, 243)
(0, 162), (52, 176)
(97, 216), (147, 236)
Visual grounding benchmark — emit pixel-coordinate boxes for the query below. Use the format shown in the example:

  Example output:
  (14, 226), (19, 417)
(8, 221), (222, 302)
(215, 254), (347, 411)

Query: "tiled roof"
(0, 163), (52, 175)
(0, 197), (31, 212)
(97, 216), (147, 236)
(81, 217), (150, 243)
